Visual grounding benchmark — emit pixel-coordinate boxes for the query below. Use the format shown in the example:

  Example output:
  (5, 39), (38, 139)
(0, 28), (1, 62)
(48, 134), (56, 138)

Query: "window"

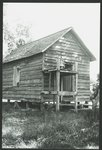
(60, 61), (74, 71)
(60, 62), (78, 92)
(43, 72), (55, 91)
(64, 63), (73, 71)
(13, 66), (20, 86)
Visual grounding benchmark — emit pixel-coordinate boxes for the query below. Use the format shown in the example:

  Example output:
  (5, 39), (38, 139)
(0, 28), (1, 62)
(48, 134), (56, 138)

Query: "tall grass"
(2, 103), (99, 149)
(20, 109), (99, 148)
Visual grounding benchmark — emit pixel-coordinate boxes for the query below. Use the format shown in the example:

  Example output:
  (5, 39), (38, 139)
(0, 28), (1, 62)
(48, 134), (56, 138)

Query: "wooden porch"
(41, 58), (78, 112)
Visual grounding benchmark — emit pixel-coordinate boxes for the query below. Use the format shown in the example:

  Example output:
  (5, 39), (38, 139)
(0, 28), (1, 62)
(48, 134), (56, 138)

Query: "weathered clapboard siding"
(3, 53), (43, 101)
(43, 31), (90, 102)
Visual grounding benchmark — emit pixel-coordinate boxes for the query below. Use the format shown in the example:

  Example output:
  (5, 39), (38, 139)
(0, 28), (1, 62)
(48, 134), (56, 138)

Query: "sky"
(3, 3), (100, 81)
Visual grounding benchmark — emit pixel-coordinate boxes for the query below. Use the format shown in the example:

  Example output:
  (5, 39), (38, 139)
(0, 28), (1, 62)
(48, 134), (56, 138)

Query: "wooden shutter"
(16, 67), (20, 84)
(13, 66), (17, 86)
(13, 66), (20, 86)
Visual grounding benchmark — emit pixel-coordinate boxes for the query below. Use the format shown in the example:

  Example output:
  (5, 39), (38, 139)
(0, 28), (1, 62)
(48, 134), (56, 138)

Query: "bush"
(2, 102), (14, 113)
(2, 132), (18, 146)
(81, 109), (99, 125)
(21, 124), (38, 143)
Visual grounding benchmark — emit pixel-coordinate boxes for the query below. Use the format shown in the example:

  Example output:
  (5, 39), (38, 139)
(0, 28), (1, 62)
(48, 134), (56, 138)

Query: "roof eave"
(3, 51), (43, 64)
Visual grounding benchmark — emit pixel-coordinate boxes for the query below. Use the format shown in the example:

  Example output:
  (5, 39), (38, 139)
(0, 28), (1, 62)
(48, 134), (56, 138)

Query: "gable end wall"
(43, 31), (90, 102)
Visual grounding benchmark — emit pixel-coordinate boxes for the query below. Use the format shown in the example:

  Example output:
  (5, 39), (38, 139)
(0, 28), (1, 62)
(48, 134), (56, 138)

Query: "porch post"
(56, 58), (60, 111)
(60, 77), (63, 102)
(75, 62), (78, 112)
(75, 96), (78, 112)
(49, 72), (51, 91)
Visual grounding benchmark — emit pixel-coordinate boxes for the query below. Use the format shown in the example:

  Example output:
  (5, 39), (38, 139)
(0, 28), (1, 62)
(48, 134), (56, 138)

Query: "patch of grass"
(2, 104), (99, 149)
(21, 110), (96, 148)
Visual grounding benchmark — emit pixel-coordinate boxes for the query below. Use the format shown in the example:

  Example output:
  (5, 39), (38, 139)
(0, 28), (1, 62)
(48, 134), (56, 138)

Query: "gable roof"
(3, 27), (96, 63)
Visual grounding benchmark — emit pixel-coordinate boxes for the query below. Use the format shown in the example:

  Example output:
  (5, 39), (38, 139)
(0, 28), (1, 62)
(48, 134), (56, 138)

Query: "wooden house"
(3, 27), (96, 111)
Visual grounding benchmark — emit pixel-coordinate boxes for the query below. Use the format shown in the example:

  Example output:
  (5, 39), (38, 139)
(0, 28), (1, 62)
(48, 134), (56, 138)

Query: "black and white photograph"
(2, 2), (100, 149)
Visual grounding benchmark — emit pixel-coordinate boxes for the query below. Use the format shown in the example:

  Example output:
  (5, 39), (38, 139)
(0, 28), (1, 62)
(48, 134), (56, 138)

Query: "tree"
(3, 23), (15, 53)
(3, 23), (31, 54)
(15, 24), (31, 48)
(3, 4), (15, 55)
(90, 74), (99, 110)
(3, 4), (32, 57)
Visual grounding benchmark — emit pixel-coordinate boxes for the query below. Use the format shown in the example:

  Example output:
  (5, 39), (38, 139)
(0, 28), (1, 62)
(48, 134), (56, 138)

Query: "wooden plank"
(75, 62), (78, 112)
(60, 76), (63, 102)
(62, 98), (75, 102)
(78, 80), (90, 83)
(49, 72), (51, 91)
(42, 72), (44, 91)
(21, 67), (42, 73)
(21, 74), (42, 79)
(3, 96), (41, 102)
(41, 91), (49, 94)
(56, 58), (60, 111)
(20, 79), (42, 83)
(59, 91), (77, 96)
(75, 62), (78, 91)
(56, 95), (60, 111)
(60, 70), (78, 74)
(54, 72), (56, 91)
(78, 85), (90, 89)
(3, 91), (41, 97)
(41, 91), (57, 95)
(3, 80), (13, 84)
(60, 103), (75, 106)
(3, 93), (41, 99)
(3, 86), (42, 92)
(75, 96), (78, 112)
(45, 51), (89, 63)
(78, 87), (90, 90)
(20, 78), (42, 83)
(72, 75), (75, 91)
(46, 50), (88, 59)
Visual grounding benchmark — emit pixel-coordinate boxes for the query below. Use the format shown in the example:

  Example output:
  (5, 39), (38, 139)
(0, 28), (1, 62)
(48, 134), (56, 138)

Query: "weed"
(2, 104), (99, 149)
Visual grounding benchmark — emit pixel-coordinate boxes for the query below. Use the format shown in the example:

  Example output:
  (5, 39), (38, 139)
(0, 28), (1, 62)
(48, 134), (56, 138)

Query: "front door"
(60, 74), (74, 92)
(63, 75), (73, 91)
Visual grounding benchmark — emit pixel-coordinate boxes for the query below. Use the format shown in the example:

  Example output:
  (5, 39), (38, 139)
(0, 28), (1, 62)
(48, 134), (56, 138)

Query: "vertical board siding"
(43, 31), (90, 102)
(3, 54), (43, 101)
